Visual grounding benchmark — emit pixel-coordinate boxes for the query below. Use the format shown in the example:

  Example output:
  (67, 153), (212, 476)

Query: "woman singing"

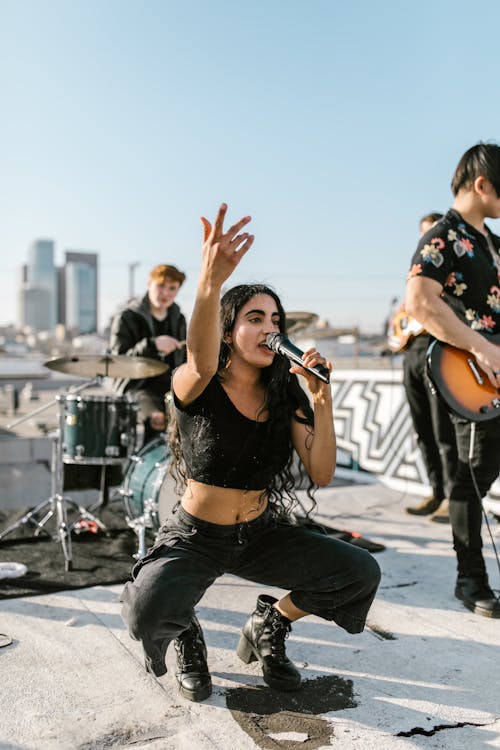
(121, 204), (381, 702)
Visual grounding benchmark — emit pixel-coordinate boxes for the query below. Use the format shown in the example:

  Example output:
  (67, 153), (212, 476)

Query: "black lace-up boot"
(237, 594), (301, 691)
(173, 615), (212, 701)
(455, 575), (500, 618)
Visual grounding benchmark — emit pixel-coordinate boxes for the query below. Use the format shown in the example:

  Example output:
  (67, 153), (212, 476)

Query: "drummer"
(110, 264), (187, 445)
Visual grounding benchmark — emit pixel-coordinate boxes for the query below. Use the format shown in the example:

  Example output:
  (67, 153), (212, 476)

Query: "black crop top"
(173, 376), (296, 491)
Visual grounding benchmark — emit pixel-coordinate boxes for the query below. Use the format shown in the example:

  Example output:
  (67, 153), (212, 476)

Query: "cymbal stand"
(0, 378), (106, 571)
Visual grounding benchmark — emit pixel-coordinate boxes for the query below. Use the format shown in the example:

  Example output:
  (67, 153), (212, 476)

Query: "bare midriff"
(181, 479), (268, 525)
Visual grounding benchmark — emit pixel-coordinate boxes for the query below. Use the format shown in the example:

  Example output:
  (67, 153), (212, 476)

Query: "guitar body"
(427, 333), (500, 421)
(387, 309), (425, 352)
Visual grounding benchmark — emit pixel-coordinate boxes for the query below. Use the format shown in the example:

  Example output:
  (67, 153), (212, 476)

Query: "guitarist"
(403, 213), (458, 522)
(406, 142), (500, 618)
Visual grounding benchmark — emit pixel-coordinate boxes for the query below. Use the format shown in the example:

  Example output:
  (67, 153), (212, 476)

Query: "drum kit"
(0, 352), (180, 570)
(0, 312), (318, 570)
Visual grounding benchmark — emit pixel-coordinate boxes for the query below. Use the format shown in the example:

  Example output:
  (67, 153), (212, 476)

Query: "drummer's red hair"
(149, 264), (186, 286)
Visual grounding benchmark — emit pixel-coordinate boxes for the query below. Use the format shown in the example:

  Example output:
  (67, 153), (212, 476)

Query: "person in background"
(120, 203), (381, 702)
(110, 263), (187, 445)
(403, 213), (458, 522)
(406, 142), (500, 618)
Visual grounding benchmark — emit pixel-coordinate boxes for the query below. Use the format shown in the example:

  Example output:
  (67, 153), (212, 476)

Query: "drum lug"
(75, 444), (85, 458)
(120, 432), (130, 446)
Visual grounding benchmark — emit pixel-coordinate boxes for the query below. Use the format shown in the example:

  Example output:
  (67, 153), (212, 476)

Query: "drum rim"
(63, 456), (127, 466)
(62, 393), (135, 404)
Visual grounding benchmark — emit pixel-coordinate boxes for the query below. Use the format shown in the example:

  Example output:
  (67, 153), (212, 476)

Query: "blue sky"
(1, 0), (499, 333)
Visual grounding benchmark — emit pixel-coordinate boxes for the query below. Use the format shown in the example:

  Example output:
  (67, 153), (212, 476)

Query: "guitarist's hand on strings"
(471, 338), (500, 387)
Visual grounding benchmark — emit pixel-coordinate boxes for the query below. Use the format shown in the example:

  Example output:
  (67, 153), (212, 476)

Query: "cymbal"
(44, 354), (169, 379)
(285, 311), (318, 335)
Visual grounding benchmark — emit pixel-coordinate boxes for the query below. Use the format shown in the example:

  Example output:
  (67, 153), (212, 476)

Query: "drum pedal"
(73, 519), (101, 535)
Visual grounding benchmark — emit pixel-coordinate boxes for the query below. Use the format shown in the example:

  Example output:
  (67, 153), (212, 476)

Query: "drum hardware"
(1, 350), (172, 568)
(1, 378), (111, 571)
(1, 368), (143, 570)
(118, 492), (159, 560)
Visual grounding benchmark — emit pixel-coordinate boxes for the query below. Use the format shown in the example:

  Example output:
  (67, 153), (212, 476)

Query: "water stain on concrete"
(226, 674), (356, 749)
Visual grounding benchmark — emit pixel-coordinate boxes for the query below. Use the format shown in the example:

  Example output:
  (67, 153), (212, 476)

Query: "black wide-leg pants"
(403, 336), (458, 499)
(120, 507), (381, 676)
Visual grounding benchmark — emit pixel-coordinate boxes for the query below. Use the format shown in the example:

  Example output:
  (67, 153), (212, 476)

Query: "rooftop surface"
(1, 477), (499, 750)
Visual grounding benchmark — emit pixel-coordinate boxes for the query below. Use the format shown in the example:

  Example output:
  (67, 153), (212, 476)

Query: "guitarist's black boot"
(455, 575), (500, 618)
(236, 595), (301, 691)
(173, 616), (212, 701)
(454, 545), (500, 618)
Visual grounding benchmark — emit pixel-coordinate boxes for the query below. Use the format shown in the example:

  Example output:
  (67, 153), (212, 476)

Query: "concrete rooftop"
(1, 478), (500, 750)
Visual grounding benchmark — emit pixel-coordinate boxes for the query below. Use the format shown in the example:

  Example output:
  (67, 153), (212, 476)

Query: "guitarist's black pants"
(450, 417), (500, 578)
(403, 336), (458, 499)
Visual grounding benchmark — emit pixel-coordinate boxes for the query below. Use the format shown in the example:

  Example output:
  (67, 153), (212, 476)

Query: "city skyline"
(1, 1), (500, 334)
(18, 239), (99, 335)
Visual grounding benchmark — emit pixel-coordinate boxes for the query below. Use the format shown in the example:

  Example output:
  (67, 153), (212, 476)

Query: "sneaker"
(455, 576), (500, 618)
(430, 498), (450, 524)
(405, 495), (443, 516)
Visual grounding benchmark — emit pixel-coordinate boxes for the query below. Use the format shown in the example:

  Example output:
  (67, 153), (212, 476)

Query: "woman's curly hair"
(168, 283), (318, 520)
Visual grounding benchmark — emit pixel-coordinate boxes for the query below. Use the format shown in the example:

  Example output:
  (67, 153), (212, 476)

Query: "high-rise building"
(19, 240), (57, 331)
(64, 251), (98, 334)
(18, 242), (99, 335)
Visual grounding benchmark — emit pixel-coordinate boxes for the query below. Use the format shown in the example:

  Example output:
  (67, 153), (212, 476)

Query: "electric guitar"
(386, 308), (425, 352)
(427, 333), (500, 422)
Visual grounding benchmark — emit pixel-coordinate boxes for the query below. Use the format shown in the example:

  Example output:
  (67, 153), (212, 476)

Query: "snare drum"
(120, 437), (180, 529)
(60, 393), (137, 465)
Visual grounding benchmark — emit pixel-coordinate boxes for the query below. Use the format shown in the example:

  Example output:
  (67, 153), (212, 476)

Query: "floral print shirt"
(407, 209), (500, 334)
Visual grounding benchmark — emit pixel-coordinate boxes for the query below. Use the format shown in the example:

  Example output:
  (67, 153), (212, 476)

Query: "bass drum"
(121, 437), (181, 530)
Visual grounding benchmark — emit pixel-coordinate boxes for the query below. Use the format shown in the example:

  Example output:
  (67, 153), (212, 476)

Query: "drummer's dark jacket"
(109, 294), (187, 397)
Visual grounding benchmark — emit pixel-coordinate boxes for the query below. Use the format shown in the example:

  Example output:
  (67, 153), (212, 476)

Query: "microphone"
(266, 333), (330, 384)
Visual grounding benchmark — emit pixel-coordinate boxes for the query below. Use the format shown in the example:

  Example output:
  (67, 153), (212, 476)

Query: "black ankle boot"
(173, 616), (212, 701)
(237, 594), (301, 691)
(455, 576), (500, 618)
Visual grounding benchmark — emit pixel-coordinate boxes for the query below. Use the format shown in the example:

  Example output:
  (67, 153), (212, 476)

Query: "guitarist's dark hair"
(451, 142), (500, 197)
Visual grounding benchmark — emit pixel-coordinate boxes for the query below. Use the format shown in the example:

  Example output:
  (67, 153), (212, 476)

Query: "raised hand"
(200, 203), (254, 286)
